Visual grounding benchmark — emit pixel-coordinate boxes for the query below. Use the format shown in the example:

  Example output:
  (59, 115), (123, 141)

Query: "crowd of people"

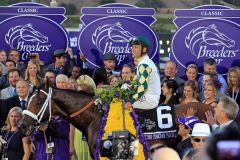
(0, 35), (239, 160)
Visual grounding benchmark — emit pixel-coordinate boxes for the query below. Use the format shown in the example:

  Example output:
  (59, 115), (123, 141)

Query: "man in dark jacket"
(41, 48), (76, 77)
(92, 52), (119, 86)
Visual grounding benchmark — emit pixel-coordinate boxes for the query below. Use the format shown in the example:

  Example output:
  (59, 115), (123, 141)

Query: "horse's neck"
(51, 89), (100, 123)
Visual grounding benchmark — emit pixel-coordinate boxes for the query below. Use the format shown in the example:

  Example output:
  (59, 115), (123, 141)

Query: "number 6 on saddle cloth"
(134, 105), (177, 140)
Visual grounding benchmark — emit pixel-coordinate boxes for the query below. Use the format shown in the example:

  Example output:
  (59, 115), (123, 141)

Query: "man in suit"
(161, 60), (185, 98)
(0, 68), (20, 99)
(41, 48), (76, 77)
(3, 80), (30, 127)
(205, 96), (239, 133)
(92, 52), (120, 86)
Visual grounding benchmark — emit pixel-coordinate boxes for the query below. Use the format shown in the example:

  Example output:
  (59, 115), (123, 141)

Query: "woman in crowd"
(67, 77), (78, 91)
(25, 60), (43, 93)
(202, 82), (218, 107)
(227, 66), (240, 106)
(186, 64), (198, 82)
(72, 75), (95, 160)
(1, 107), (31, 160)
(77, 75), (96, 94)
(159, 79), (179, 105)
(180, 80), (199, 104)
(109, 75), (120, 87)
(0, 49), (7, 76)
(121, 64), (135, 80)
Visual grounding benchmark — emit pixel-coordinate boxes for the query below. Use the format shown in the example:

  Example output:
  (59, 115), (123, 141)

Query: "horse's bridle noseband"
(22, 87), (53, 123)
(22, 87), (97, 123)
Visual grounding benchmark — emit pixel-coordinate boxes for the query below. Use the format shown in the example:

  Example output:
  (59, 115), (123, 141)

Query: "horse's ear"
(45, 76), (50, 89)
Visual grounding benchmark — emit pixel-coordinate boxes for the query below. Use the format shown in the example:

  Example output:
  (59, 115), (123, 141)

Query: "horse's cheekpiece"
(138, 96), (146, 102)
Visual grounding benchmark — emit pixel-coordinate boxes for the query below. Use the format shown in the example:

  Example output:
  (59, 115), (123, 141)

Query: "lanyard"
(3, 130), (17, 158)
(232, 88), (239, 101)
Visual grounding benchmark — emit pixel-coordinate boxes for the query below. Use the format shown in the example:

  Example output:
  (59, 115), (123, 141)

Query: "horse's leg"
(87, 120), (102, 159)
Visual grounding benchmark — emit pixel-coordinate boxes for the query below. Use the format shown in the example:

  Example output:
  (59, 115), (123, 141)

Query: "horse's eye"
(38, 99), (44, 104)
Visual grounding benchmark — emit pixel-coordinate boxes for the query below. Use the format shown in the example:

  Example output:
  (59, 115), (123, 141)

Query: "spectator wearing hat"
(41, 48), (76, 77)
(92, 52), (120, 86)
(190, 123), (211, 149)
(124, 35), (161, 110)
(177, 116), (201, 158)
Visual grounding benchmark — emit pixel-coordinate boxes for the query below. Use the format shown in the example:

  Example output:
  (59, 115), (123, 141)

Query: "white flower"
(94, 98), (102, 105)
(121, 83), (131, 90)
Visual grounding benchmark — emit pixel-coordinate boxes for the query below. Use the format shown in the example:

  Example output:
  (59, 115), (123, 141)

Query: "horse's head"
(20, 87), (57, 135)
(203, 24), (235, 47)
(20, 23), (48, 43)
(108, 22), (134, 43)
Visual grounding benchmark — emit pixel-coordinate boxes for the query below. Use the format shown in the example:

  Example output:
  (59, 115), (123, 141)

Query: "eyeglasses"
(192, 137), (206, 143)
(150, 144), (166, 154)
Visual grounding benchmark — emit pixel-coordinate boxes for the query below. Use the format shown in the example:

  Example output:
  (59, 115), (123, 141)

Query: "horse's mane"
(37, 81), (95, 98)
(54, 88), (95, 97)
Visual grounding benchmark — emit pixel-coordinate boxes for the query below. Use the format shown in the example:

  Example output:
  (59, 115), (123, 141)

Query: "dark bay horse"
(20, 87), (215, 158)
(20, 87), (102, 158)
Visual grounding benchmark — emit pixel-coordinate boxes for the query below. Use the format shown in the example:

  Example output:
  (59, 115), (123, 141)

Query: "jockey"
(124, 35), (161, 110)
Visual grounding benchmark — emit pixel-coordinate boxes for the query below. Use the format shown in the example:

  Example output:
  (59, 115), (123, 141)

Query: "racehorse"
(20, 87), (215, 158)
(20, 87), (102, 158)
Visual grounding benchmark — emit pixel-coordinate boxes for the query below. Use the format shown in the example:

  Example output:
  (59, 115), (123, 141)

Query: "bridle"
(22, 87), (97, 124)
(22, 87), (53, 123)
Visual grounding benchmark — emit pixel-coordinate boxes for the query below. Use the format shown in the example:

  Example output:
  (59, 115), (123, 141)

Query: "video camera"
(100, 130), (136, 160)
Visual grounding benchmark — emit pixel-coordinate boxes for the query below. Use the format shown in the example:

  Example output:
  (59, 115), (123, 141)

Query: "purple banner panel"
(0, 3), (69, 64)
(172, 5), (240, 75)
(79, 3), (159, 69)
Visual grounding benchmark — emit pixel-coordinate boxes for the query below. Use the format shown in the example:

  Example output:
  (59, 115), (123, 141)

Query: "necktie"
(55, 68), (60, 74)
(21, 100), (26, 109)
(13, 88), (17, 96)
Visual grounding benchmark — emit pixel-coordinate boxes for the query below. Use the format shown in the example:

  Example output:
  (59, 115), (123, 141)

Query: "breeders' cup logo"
(79, 16), (159, 68)
(92, 22), (134, 57)
(185, 24), (236, 62)
(172, 19), (239, 70)
(5, 23), (51, 60)
(0, 15), (69, 64)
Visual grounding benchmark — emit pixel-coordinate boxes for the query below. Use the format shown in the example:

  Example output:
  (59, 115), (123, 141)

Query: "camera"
(100, 130), (136, 160)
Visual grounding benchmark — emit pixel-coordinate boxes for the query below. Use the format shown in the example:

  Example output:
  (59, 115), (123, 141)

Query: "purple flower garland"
(130, 110), (150, 159)
(94, 102), (110, 160)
